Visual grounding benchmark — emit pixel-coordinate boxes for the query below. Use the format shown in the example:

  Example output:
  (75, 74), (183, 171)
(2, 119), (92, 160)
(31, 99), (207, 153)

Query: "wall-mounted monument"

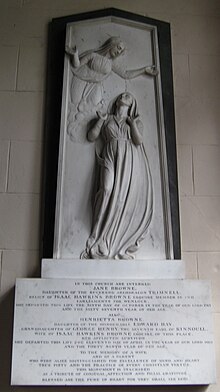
(42, 8), (181, 261)
(11, 9), (216, 387)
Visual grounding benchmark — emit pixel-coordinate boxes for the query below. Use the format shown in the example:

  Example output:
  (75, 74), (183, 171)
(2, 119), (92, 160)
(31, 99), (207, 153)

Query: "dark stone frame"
(41, 8), (181, 260)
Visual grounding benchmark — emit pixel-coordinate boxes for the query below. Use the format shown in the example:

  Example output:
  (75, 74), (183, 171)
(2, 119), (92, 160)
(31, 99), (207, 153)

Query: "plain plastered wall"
(0, 0), (220, 391)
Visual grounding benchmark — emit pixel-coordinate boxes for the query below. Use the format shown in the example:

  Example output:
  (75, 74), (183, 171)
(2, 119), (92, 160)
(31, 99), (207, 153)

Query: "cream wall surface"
(0, 1), (220, 391)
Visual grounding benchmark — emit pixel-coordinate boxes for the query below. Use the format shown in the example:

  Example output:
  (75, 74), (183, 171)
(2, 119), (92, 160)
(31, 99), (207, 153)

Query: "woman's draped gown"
(83, 114), (153, 259)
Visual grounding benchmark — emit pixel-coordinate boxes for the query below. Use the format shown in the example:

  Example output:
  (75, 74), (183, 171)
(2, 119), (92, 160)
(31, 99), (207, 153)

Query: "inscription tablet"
(11, 278), (216, 386)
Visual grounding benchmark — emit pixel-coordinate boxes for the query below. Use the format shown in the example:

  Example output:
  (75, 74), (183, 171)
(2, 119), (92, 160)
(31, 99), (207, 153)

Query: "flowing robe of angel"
(67, 46), (157, 141)
(70, 53), (112, 118)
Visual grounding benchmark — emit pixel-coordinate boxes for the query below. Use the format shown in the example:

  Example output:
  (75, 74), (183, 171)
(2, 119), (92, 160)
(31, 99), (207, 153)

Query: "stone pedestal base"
(41, 259), (185, 279)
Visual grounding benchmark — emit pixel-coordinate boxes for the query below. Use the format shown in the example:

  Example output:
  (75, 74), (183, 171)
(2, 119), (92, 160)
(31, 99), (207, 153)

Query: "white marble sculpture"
(65, 37), (157, 142)
(81, 92), (153, 260)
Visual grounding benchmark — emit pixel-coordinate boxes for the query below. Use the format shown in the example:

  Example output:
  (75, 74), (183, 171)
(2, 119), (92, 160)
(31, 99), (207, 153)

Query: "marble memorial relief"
(10, 12), (216, 388)
(81, 92), (153, 259)
(65, 37), (157, 143)
(54, 17), (174, 260)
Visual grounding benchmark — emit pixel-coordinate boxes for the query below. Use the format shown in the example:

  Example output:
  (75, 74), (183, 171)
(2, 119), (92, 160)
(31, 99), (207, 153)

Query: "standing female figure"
(81, 92), (153, 259)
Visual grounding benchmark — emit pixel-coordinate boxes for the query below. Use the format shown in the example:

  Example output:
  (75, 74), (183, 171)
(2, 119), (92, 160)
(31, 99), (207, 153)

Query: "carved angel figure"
(65, 37), (157, 141)
(81, 92), (153, 259)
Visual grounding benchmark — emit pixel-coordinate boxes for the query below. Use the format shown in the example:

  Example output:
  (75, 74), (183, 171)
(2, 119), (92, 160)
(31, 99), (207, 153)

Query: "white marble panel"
(206, 314), (220, 392)
(41, 259), (185, 279)
(213, 314), (220, 385)
(11, 278), (216, 386)
(54, 17), (173, 261)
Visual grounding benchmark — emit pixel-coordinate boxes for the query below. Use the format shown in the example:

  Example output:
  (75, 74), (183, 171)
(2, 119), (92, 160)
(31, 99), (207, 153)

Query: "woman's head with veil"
(111, 92), (138, 118)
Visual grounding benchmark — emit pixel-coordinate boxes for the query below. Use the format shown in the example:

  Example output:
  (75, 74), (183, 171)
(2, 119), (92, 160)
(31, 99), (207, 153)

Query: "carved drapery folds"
(43, 11), (180, 261)
(64, 37), (157, 259)
(80, 92), (153, 259)
(65, 37), (157, 143)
